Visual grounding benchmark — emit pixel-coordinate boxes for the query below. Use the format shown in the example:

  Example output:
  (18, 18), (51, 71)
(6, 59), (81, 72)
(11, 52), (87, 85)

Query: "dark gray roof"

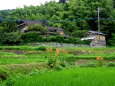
(20, 20), (42, 25)
(89, 30), (106, 35)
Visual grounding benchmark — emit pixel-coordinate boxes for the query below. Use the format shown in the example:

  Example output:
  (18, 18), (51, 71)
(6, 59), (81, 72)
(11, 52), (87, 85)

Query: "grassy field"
(0, 45), (115, 65)
(0, 45), (115, 86)
(13, 68), (115, 86)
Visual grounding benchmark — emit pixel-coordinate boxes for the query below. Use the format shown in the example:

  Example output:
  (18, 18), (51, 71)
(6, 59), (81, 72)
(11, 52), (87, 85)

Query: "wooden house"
(18, 20), (66, 36)
(81, 30), (106, 47)
(18, 20), (43, 32)
(46, 26), (65, 36)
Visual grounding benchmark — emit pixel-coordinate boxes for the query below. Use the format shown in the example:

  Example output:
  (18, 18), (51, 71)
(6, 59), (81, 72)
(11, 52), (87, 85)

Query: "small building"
(81, 30), (106, 47)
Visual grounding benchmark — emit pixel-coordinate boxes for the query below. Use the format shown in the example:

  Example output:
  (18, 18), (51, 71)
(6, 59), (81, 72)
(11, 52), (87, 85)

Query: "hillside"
(0, 0), (115, 46)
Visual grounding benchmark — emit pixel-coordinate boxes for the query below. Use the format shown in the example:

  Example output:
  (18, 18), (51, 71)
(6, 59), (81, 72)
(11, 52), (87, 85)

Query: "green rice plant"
(47, 58), (57, 68)
(0, 72), (8, 81)
(79, 62), (96, 67)
(106, 62), (115, 67)
(0, 51), (20, 58)
(35, 46), (46, 51)
(13, 68), (115, 86)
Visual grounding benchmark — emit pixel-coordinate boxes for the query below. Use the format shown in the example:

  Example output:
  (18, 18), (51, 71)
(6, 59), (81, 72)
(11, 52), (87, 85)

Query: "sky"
(0, 0), (58, 10)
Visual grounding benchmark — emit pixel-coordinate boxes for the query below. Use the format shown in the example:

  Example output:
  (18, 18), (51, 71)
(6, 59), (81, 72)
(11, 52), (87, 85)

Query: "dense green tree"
(0, 0), (115, 45)
(72, 30), (88, 38)
(0, 21), (18, 33)
(0, 32), (22, 45)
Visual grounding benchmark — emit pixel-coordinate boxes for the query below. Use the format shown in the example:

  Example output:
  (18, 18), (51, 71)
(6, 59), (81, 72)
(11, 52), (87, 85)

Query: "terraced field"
(0, 45), (115, 86)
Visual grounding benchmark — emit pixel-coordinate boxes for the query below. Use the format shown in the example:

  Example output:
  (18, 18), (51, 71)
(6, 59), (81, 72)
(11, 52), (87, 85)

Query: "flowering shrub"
(55, 49), (68, 57)
(96, 56), (104, 67)
(55, 49), (61, 57)
(46, 48), (53, 52)
(96, 56), (104, 60)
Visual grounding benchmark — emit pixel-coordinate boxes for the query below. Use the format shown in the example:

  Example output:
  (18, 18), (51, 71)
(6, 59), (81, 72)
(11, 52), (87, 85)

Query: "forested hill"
(0, 0), (115, 46)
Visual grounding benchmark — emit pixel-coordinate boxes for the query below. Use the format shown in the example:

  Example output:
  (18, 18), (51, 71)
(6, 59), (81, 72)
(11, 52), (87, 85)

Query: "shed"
(81, 30), (106, 47)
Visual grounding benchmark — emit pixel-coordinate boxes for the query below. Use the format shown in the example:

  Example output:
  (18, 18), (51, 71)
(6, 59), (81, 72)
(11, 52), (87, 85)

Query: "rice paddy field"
(0, 45), (115, 86)
(14, 68), (115, 86)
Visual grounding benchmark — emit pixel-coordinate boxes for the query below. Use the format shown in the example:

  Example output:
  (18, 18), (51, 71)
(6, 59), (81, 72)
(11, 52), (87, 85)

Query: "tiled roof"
(19, 20), (42, 25)
(89, 30), (106, 35)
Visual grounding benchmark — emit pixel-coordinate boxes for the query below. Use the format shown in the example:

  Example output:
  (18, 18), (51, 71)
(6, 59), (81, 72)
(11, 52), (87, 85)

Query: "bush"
(95, 60), (104, 67)
(80, 62), (96, 67)
(27, 24), (47, 33)
(47, 58), (64, 70)
(47, 36), (56, 42)
(72, 30), (87, 38)
(59, 59), (67, 67)
(21, 32), (40, 43)
(0, 32), (22, 45)
(36, 46), (46, 51)
(108, 33), (115, 46)
(0, 71), (8, 81)
(54, 64), (63, 70)
(64, 39), (70, 43)
(48, 58), (57, 68)
(55, 35), (64, 43)
(61, 56), (77, 63)
(106, 62), (115, 67)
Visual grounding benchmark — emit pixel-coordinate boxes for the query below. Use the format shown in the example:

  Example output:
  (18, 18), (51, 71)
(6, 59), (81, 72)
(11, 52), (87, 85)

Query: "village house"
(18, 20), (66, 36)
(81, 30), (106, 47)
(46, 26), (65, 36)
(18, 20), (43, 32)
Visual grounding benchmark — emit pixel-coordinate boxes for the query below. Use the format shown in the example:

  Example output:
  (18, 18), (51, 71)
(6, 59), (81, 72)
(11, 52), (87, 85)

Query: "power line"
(0, 18), (115, 23)
(101, 18), (115, 21)
(0, 18), (97, 23)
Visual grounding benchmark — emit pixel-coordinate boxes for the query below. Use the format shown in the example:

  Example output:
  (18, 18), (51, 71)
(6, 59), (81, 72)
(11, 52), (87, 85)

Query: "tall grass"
(14, 68), (115, 86)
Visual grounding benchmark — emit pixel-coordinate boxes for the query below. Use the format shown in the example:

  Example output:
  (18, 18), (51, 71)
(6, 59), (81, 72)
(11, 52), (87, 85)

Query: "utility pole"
(97, 7), (103, 46)
(98, 7), (100, 32)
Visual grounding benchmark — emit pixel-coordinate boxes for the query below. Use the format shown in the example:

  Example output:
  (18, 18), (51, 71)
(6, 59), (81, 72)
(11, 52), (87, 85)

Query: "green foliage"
(106, 62), (115, 67)
(21, 32), (39, 43)
(79, 62), (96, 67)
(61, 56), (76, 63)
(0, 46), (115, 85)
(108, 33), (115, 46)
(0, 32), (22, 45)
(55, 35), (64, 43)
(47, 58), (64, 70)
(72, 30), (87, 38)
(0, 71), (8, 81)
(0, 26), (5, 33)
(13, 68), (115, 86)
(0, 21), (18, 33)
(48, 58), (57, 68)
(95, 59), (104, 67)
(36, 46), (46, 51)
(0, 0), (115, 45)
(27, 24), (47, 33)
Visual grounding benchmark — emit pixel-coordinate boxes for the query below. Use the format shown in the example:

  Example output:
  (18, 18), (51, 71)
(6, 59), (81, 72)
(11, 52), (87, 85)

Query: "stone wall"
(28, 42), (90, 47)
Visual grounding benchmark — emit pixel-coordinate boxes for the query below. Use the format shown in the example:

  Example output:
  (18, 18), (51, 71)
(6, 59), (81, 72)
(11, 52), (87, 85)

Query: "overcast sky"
(0, 0), (58, 10)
